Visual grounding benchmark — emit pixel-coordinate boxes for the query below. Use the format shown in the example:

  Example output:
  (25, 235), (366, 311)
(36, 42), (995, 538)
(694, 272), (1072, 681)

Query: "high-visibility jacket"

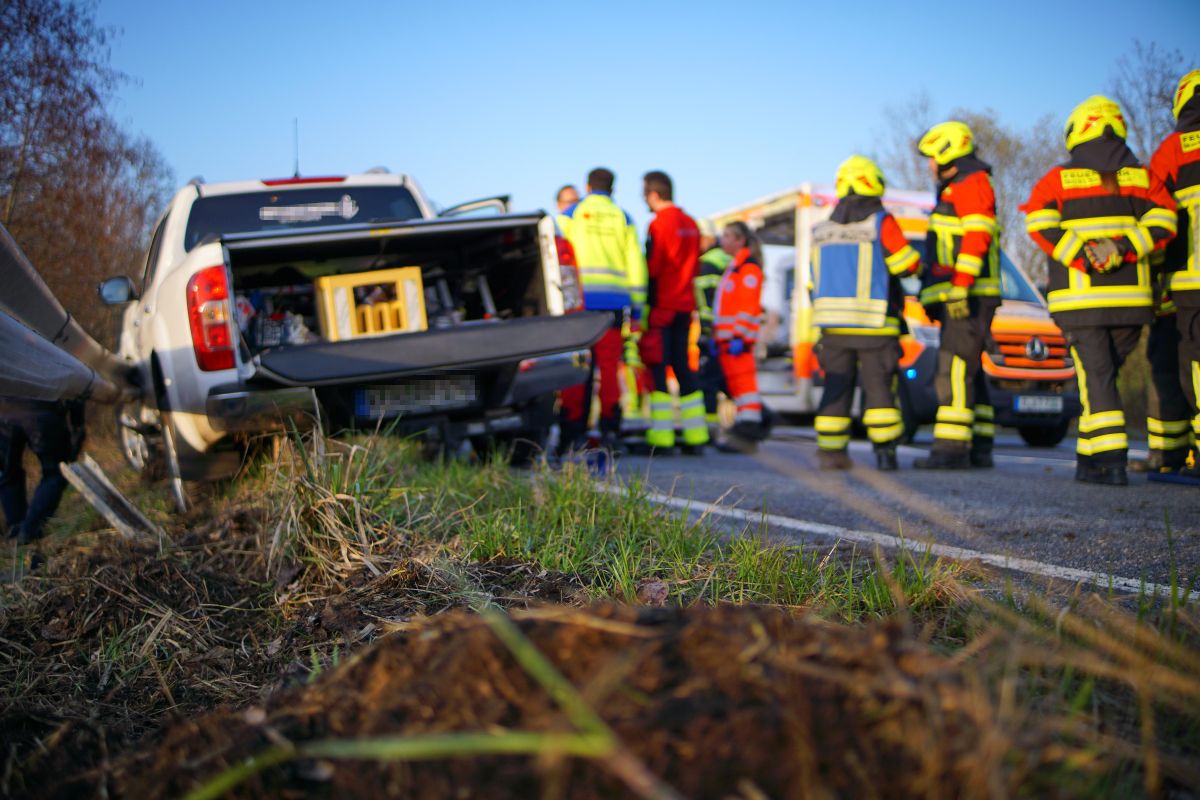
(1150, 128), (1200, 304)
(919, 169), (1001, 305)
(713, 247), (763, 343)
(694, 247), (731, 332)
(557, 192), (647, 312)
(646, 205), (700, 314)
(1022, 164), (1177, 327)
(812, 211), (920, 336)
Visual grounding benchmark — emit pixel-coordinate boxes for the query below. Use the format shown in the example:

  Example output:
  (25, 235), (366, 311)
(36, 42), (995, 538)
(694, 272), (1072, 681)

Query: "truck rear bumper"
(206, 386), (318, 433)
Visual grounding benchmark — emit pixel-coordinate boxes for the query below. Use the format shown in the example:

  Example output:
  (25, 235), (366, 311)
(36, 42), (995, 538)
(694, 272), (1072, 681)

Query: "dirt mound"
(113, 604), (1046, 800)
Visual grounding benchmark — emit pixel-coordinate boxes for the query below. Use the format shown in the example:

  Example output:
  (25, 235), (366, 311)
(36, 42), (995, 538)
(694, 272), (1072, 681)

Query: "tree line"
(0, 0), (173, 342)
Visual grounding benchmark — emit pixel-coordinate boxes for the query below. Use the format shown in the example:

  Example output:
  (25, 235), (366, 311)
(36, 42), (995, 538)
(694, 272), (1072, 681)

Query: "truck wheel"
(115, 404), (165, 482)
(1018, 420), (1069, 448)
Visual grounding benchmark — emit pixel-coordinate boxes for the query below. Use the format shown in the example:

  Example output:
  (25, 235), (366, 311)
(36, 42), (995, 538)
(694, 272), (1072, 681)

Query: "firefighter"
(695, 218), (732, 436)
(1143, 288), (1194, 475)
(812, 156), (921, 471)
(913, 121), (1002, 470)
(1149, 69), (1200, 484)
(556, 168), (648, 452)
(713, 221), (766, 450)
(640, 171), (709, 453)
(1022, 95), (1177, 486)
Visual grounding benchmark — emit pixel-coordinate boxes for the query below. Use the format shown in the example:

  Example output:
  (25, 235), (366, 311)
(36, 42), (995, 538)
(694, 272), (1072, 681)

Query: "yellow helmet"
(1174, 69), (1200, 120)
(1063, 95), (1127, 151)
(917, 121), (974, 165)
(835, 155), (886, 198)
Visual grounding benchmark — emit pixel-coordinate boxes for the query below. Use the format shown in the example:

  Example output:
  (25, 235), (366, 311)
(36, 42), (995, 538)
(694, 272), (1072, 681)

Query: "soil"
(105, 605), (1047, 800)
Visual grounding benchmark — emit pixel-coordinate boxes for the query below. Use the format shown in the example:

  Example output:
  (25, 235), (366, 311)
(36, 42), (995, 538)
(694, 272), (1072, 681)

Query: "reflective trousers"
(646, 312), (709, 448)
(1176, 305), (1200, 451)
(1067, 325), (1142, 466)
(719, 350), (761, 426)
(815, 335), (903, 452)
(931, 302), (995, 456)
(1147, 315), (1194, 468)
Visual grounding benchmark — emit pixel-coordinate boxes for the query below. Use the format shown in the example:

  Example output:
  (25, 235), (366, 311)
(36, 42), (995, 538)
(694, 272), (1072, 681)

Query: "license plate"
(1013, 395), (1063, 414)
(355, 377), (476, 419)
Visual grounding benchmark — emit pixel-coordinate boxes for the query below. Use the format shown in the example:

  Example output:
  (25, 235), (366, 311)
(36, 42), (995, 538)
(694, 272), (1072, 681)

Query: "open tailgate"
(253, 312), (610, 388)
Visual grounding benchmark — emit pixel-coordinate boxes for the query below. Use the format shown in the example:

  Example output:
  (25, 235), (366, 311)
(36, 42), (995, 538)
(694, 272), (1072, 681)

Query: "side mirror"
(98, 276), (139, 305)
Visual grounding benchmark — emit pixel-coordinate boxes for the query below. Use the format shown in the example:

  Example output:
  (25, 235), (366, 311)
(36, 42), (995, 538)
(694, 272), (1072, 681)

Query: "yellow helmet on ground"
(917, 121), (974, 165)
(1063, 95), (1127, 151)
(1174, 69), (1200, 120)
(835, 155), (886, 198)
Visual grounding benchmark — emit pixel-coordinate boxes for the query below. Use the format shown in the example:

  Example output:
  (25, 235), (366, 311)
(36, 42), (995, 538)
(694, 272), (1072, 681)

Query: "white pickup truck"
(100, 170), (607, 509)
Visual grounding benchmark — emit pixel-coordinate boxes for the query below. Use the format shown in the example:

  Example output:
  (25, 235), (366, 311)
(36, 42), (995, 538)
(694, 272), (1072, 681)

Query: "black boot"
(913, 449), (970, 469)
(1075, 461), (1128, 486)
(817, 449), (852, 470)
(969, 444), (994, 468)
(875, 446), (898, 471)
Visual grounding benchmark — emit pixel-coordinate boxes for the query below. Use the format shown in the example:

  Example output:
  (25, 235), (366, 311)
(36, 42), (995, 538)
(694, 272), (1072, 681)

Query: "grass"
(2, 427), (1198, 797)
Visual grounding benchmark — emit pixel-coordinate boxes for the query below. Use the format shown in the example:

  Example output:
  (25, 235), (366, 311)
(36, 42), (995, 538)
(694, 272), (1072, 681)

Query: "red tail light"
(555, 235), (583, 312)
(260, 176), (346, 186)
(187, 265), (235, 371)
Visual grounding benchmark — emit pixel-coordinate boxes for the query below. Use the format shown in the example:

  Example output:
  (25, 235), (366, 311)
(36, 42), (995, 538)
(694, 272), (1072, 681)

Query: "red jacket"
(1150, 128), (1200, 302)
(713, 248), (763, 343)
(646, 205), (700, 315)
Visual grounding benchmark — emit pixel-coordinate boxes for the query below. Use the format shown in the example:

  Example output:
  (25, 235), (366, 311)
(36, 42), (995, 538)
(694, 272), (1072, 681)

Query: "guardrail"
(0, 223), (138, 404)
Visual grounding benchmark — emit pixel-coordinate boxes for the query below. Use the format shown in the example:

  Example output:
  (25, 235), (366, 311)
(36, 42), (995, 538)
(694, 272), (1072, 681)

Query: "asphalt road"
(612, 427), (1200, 594)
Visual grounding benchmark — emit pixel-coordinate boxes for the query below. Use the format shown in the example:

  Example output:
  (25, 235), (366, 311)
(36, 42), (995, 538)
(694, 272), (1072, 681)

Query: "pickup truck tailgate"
(253, 312), (610, 387)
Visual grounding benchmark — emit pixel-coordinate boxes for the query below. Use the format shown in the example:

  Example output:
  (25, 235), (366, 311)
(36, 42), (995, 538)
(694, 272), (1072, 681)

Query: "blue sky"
(97, 0), (1199, 231)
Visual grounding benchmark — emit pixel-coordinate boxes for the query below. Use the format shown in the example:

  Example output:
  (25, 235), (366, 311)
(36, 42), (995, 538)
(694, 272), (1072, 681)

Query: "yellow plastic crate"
(315, 267), (427, 342)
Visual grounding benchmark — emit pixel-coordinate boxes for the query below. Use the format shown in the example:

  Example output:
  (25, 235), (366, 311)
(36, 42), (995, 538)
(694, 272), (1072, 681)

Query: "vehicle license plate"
(355, 377), (476, 419)
(1013, 395), (1063, 414)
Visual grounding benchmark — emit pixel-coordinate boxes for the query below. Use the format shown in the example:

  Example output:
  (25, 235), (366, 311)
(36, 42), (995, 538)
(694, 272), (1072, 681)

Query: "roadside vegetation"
(1, 430), (1197, 798)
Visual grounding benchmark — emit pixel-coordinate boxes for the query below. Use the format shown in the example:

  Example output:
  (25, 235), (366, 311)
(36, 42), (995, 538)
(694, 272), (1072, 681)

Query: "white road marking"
(601, 484), (1198, 602)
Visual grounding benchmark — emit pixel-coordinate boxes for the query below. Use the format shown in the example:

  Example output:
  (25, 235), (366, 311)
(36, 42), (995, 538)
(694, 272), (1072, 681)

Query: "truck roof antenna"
(293, 118), (300, 178)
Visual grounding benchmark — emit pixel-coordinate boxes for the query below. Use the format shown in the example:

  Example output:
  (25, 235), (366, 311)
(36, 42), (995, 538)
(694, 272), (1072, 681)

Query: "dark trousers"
(1147, 315), (1193, 468)
(697, 334), (726, 416)
(931, 302), (995, 454)
(815, 335), (902, 451)
(0, 404), (76, 540)
(650, 312), (699, 396)
(1066, 325), (1142, 466)
(1176, 305), (1200, 446)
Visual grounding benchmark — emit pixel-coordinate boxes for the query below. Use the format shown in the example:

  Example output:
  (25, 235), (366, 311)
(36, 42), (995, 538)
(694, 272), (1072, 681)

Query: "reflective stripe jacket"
(812, 211), (920, 336)
(713, 248), (763, 343)
(695, 247), (731, 331)
(556, 192), (647, 312)
(1022, 164), (1176, 327)
(919, 170), (1001, 304)
(1150, 128), (1200, 304)
(646, 205), (700, 314)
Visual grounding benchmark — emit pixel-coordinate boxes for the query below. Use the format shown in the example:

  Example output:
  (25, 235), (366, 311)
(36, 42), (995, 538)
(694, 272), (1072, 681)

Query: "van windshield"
(184, 186), (423, 251)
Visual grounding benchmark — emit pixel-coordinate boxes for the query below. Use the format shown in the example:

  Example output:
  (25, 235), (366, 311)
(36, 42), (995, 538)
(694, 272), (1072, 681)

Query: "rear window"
(184, 186), (423, 251)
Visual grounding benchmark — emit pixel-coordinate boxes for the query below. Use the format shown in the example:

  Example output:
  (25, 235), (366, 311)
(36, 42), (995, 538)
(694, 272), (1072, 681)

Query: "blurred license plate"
(355, 377), (476, 419)
(1014, 395), (1062, 414)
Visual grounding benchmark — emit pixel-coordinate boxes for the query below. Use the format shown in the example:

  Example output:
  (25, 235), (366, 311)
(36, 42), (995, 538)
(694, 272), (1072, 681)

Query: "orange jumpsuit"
(713, 247), (764, 426)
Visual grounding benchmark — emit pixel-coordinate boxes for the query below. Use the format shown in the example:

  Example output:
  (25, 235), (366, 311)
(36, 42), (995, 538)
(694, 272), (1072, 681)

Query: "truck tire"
(1018, 420), (1069, 448)
(115, 403), (165, 482)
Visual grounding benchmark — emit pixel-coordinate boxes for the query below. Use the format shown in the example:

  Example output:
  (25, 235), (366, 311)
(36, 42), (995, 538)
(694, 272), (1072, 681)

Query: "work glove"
(1084, 238), (1122, 273)
(727, 338), (746, 356)
(944, 285), (970, 320)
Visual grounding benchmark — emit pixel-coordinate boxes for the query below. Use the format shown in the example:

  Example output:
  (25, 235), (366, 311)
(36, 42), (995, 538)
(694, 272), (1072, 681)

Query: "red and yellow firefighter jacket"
(1151, 128), (1200, 304)
(1023, 164), (1176, 328)
(919, 169), (1001, 305)
(713, 248), (763, 344)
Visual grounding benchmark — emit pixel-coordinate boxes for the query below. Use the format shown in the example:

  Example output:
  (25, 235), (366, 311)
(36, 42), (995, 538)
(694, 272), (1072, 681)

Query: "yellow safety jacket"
(557, 192), (647, 312)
